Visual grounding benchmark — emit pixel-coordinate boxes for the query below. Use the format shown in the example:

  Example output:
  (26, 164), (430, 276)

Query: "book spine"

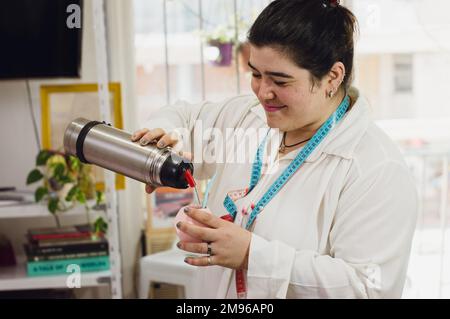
(33, 239), (103, 247)
(27, 256), (110, 277)
(25, 242), (109, 256)
(30, 232), (92, 241)
(27, 250), (109, 262)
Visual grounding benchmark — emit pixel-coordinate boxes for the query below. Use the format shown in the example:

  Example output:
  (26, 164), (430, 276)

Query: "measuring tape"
(222, 95), (350, 298)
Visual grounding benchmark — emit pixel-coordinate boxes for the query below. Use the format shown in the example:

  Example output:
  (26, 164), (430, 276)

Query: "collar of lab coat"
(249, 87), (371, 163)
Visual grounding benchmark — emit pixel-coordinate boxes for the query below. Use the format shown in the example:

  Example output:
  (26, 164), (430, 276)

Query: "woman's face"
(249, 45), (329, 134)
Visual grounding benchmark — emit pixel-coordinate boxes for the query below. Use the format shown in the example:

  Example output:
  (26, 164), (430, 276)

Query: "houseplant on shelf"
(26, 149), (107, 236)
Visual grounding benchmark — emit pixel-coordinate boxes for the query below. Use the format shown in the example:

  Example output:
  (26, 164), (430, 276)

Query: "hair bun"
(325, 0), (340, 8)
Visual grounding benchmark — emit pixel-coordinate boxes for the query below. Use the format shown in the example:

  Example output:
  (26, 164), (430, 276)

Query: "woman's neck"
(279, 90), (351, 158)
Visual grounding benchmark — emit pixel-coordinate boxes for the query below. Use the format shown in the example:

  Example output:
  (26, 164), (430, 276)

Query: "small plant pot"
(207, 41), (234, 67)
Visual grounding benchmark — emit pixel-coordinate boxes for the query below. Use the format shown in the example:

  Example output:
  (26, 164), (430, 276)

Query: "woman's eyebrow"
(248, 61), (294, 79)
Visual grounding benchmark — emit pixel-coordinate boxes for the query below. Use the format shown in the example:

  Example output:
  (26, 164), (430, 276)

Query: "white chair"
(139, 247), (200, 299)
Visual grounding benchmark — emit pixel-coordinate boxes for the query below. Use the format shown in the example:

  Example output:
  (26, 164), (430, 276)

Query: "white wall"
(0, 0), (142, 298)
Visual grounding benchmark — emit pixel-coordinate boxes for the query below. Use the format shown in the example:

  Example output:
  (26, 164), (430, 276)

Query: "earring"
(328, 90), (334, 98)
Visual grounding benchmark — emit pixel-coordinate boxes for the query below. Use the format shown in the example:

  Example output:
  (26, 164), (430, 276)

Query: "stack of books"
(24, 224), (110, 277)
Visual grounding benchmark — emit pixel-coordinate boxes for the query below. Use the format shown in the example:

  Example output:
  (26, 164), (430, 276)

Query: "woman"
(133, 0), (417, 298)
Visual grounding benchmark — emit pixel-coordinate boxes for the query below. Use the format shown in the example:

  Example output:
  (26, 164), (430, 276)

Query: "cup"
(174, 206), (210, 243)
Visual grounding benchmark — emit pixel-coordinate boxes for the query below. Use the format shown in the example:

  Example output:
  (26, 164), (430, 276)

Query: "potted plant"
(204, 25), (236, 66)
(202, 18), (249, 67)
(26, 149), (107, 236)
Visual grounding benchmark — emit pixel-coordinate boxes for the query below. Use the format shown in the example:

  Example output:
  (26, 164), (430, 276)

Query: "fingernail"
(176, 222), (181, 229)
(176, 242), (181, 249)
(184, 207), (190, 214)
(184, 258), (190, 264)
(157, 141), (165, 148)
(140, 139), (149, 145)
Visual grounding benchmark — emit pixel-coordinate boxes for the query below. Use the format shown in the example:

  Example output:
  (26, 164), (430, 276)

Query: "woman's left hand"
(176, 206), (252, 270)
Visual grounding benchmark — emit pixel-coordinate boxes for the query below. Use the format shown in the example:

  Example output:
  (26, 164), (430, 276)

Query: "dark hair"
(248, 0), (358, 91)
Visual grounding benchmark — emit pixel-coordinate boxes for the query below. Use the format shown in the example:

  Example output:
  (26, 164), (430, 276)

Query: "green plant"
(26, 150), (107, 236)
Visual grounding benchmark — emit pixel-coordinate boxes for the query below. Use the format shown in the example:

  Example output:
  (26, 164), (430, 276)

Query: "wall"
(0, 0), (142, 298)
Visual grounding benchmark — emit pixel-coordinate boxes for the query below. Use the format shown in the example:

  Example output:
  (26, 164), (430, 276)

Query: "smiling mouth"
(263, 104), (287, 112)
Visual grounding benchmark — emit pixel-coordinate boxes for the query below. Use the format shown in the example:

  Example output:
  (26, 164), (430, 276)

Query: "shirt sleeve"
(246, 160), (418, 299)
(142, 95), (256, 179)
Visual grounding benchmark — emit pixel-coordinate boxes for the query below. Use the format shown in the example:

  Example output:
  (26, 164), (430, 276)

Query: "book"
(27, 235), (103, 247)
(27, 224), (92, 241)
(24, 240), (109, 256)
(27, 256), (110, 276)
(25, 245), (108, 262)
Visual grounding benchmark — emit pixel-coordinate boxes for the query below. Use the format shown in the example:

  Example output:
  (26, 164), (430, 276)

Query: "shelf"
(0, 261), (111, 291)
(0, 202), (99, 219)
(0, 201), (113, 294)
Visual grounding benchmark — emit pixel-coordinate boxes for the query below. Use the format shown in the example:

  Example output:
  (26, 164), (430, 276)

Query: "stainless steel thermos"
(63, 118), (193, 189)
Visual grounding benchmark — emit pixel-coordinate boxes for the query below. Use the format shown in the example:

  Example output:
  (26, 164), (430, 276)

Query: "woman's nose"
(258, 83), (275, 100)
(264, 91), (275, 100)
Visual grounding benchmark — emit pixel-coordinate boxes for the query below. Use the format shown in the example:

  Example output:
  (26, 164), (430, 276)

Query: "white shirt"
(144, 87), (418, 298)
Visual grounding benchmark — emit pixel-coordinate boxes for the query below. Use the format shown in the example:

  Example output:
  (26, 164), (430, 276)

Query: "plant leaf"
(34, 187), (48, 202)
(94, 217), (108, 235)
(96, 190), (105, 206)
(59, 175), (73, 184)
(26, 169), (43, 185)
(53, 163), (65, 178)
(76, 189), (86, 204)
(36, 150), (52, 166)
(65, 185), (79, 202)
(68, 156), (80, 172)
(48, 197), (59, 214)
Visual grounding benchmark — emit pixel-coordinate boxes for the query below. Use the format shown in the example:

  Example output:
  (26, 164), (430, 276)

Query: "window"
(394, 54), (413, 93)
(134, 0), (270, 126)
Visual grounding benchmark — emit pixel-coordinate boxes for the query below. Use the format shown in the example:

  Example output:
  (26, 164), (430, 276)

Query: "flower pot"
(207, 41), (234, 67)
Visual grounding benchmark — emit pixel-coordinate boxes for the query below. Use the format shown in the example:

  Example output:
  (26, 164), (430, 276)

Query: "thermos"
(63, 118), (194, 189)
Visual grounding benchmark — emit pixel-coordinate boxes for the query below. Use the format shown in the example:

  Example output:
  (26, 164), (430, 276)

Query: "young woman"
(133, 0), (417, 298)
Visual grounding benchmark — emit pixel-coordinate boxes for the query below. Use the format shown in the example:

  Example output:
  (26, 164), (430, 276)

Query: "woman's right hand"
(131, 128), (189, 194)
(131, 127), (179, 149)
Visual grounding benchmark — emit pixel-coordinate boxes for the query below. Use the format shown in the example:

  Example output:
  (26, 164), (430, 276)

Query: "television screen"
(0, 0), (82, 79)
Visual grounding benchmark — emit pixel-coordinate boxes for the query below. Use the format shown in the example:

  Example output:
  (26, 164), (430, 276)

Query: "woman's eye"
(274, 81), (287, 86)
(251, 73), (261, 79)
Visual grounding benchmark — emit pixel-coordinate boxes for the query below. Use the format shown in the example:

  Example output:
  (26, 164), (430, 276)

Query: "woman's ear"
(327, 61), (346, 90)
